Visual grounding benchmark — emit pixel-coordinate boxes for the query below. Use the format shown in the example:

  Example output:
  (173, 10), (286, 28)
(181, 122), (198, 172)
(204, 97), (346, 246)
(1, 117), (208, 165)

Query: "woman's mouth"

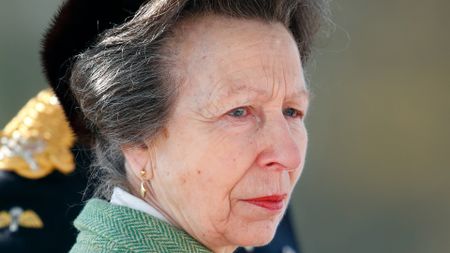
(242, 194), (287, 211)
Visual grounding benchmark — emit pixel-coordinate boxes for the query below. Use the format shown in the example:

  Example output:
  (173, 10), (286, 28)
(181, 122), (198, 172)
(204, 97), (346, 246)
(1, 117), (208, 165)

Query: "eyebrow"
(220, 84), (310, 101)
(287, 88), (311, 101)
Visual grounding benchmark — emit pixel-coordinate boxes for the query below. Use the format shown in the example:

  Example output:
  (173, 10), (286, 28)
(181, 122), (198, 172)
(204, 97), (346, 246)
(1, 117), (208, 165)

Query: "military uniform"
(0, 90), (92, 252)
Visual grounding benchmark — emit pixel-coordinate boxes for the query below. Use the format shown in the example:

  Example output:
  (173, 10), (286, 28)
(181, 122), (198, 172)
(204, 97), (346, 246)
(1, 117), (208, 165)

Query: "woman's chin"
(235, 232), (276, 248)
(227, 220), (279, 248)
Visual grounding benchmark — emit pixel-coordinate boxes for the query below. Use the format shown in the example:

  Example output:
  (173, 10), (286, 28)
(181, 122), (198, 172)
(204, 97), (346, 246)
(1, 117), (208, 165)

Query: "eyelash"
(227, 107), (250, 118)
(226, 107), (304, 120)
(283, 108), (305, 119)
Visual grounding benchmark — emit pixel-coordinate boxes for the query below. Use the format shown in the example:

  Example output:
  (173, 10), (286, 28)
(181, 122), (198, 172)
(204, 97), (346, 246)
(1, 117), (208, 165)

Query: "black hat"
(41, 0), (145, 144)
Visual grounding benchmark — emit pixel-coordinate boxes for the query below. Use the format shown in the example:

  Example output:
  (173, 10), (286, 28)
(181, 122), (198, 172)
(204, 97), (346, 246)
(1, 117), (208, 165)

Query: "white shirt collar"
(110, 187), (169, 224)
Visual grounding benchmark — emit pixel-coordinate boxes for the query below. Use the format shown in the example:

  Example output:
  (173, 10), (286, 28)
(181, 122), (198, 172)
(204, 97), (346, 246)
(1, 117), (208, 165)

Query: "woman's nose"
(255, 115), (305, 172)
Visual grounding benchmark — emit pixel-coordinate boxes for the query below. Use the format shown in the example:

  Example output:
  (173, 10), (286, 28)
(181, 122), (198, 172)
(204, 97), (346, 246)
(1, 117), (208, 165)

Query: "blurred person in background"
(0, 89), (91, 252)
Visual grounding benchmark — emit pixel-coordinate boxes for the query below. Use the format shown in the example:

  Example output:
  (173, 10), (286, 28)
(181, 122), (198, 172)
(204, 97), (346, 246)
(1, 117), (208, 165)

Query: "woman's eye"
(283, 108), (304, 119)
(227, 107), (249, 118)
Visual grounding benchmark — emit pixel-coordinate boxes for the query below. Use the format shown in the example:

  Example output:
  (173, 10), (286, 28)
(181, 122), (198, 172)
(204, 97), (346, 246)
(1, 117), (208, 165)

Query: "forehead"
(172, 15), (306, 103)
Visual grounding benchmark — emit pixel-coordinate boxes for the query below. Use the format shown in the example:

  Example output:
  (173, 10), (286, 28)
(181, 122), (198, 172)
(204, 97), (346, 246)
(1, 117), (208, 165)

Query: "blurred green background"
(1, 1), (449, 252)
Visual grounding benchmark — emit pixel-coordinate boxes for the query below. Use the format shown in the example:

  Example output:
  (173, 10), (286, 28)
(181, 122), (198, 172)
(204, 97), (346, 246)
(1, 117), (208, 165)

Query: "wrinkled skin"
(123, 15), (309, 253)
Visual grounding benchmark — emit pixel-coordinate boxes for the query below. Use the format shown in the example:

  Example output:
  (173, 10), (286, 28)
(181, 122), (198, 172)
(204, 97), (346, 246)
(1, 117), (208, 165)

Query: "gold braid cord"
(0, 89), (75, 179)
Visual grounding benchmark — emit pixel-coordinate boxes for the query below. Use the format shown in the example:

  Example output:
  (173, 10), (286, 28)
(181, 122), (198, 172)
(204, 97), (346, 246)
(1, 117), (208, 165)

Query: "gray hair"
(70, 0), (330, 199)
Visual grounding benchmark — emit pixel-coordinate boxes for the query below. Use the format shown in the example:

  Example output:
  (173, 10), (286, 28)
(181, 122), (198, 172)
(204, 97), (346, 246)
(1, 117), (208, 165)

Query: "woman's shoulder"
(69, 226), (129, 253)
(70, 199), (211, 253)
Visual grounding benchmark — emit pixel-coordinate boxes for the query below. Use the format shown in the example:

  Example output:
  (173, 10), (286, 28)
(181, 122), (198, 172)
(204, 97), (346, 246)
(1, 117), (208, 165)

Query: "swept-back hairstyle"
(68, 0), (329, 198)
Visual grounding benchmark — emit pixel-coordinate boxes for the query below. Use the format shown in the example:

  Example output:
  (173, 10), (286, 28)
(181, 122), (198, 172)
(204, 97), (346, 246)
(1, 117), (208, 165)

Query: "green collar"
(74, 198), (212, 253)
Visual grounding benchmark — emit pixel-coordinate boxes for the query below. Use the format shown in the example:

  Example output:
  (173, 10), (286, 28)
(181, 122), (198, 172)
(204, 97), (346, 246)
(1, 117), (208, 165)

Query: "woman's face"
(127, 15), (309, 251)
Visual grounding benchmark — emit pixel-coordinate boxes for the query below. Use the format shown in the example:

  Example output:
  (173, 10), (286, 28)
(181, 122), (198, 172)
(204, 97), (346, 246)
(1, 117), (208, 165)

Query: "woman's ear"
(121, 144), (150, 177)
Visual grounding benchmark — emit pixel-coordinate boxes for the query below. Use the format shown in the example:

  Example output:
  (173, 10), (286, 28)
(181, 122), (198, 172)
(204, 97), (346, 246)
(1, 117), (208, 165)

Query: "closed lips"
(243, 194), (287, 211)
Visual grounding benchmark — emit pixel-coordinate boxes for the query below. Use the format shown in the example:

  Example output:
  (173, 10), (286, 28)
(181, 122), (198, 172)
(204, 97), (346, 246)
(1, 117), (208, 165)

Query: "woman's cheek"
(229, 134), (259, 176)
(207, 132), (257, 186)
(290, 127), (308, 187)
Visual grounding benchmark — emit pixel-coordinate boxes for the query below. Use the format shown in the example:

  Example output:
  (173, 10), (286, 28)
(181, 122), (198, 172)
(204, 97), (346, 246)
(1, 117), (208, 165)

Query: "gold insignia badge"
(0, 207), (44, 232)
(0, 211), (11, 228)
(0, 89), (75, 179)
(19, 210), (44, 229)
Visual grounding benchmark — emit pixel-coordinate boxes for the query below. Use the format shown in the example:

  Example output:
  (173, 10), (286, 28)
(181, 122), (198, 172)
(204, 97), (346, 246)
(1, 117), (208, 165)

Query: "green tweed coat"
(69, 199), (211, 253)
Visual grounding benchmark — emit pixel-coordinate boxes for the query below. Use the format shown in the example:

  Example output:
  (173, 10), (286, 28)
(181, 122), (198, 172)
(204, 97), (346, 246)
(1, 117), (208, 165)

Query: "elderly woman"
(42, 0), (327, 252)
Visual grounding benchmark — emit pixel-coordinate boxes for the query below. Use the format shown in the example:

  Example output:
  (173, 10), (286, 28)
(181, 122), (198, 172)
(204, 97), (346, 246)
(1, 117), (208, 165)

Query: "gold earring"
(140, 169), (147, 198)
(139, 158), (154, 198)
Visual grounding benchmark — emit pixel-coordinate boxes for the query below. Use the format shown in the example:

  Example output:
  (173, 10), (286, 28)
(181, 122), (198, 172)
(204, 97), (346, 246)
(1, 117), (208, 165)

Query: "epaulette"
(0, 89), (75, 179)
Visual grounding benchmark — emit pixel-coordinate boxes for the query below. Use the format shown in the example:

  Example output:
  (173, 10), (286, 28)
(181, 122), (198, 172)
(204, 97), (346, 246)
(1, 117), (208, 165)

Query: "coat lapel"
(74, 199), (211, 253)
